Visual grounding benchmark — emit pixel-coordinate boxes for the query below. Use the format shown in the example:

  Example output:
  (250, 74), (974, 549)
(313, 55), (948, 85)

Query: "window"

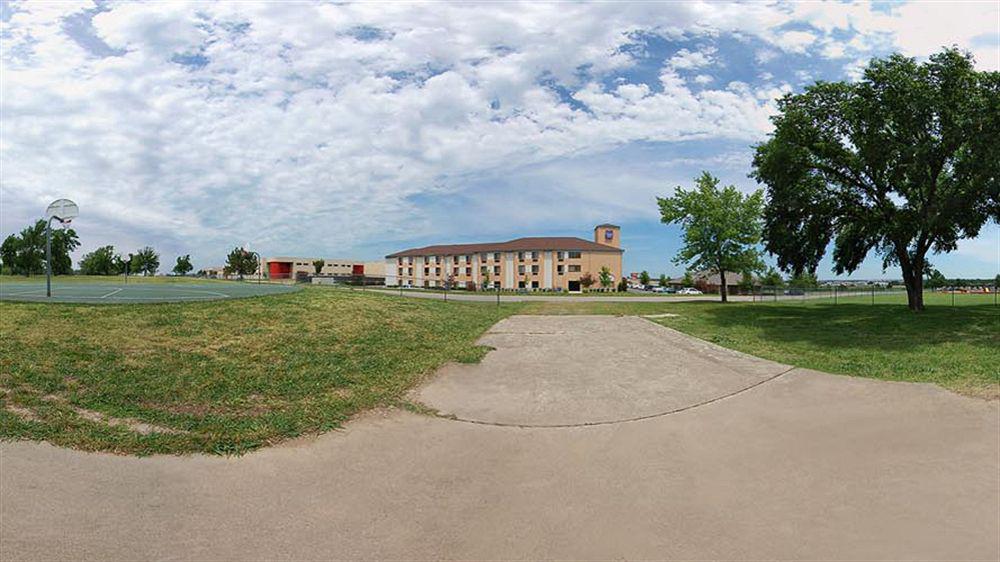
(481, 265), (488, 274)
(518, 265), (525, 274)
(531, 251), (538, 261)
(557, 252), (565, 261)
(568, 251), (581, 259)
(531, 281), (539, 289)
(453, 267), (459, 276)
(493, 266), (501, 275)
(531, 265), (539, 274)
(465, 267), (472, 276)
(435, 267), (441, 276)
(424, 267), (430, 276)
(398, 258), (403, 265)
(493, 252), (501, 261)
(568, 265), (581, 272)
(517, 252), (525, 261)
(481, 252), (488, 262)
(408, 267), (413, 275)
(465, 255), (471, 264)
(557, 265), (564, 275)
(518, 281), (526, 289)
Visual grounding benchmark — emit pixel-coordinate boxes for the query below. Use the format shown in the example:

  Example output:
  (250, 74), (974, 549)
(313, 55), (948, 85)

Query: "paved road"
(367, 288), (757, 302)
(3, 316), (997, 560)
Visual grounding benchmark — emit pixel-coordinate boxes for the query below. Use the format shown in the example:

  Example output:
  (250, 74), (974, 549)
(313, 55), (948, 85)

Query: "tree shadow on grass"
(680, 301), (999, 354)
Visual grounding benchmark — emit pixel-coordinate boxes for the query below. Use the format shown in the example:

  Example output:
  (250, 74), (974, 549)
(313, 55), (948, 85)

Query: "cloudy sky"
(2, 0), (998, 278)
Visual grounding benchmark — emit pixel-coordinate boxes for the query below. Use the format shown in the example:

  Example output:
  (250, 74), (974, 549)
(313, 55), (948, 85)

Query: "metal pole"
(871, 285), (874, 305)
(45, 217), (54, 297)
(834, 285), (838, 305)
(496, 284), (500, 307)
(952, 288), (955, 307)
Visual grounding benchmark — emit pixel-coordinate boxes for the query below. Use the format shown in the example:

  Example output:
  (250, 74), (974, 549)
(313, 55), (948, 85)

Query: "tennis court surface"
(0, 280), (298, 303)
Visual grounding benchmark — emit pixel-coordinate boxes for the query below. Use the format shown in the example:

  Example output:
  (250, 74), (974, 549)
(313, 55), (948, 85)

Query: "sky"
(1, 0), (998, 279)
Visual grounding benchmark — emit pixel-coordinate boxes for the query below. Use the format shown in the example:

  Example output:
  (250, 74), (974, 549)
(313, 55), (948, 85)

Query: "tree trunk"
(898, 252), (925, 312)
(719, 269), (728, 303)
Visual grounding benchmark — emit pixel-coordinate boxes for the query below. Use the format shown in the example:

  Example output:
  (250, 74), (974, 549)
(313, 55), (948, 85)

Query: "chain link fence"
(750, 285), (998, 306)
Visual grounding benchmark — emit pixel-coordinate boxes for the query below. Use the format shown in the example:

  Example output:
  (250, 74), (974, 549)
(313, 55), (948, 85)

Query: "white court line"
(100, 288), (124, 299)
(5, 288), (47, 296)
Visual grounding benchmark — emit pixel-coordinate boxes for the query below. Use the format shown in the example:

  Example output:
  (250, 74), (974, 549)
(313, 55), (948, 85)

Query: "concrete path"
(2, 316), (997, 560)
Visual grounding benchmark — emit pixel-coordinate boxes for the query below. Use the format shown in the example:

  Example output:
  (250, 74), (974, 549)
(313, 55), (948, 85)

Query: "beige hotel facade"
(385, 224), (623, 291)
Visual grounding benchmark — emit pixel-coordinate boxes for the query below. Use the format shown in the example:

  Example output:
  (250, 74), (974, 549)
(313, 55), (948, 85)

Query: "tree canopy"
(173, 254), (193, 276)
(131, 246), (159, 276)
(751, 48), (999, 311)
(1, 220), (79, 276)
(639, 270), (650, 286)
(658, 172), (764, 302)
(225, 247), (259, 279)
(79, 246), (123, 275)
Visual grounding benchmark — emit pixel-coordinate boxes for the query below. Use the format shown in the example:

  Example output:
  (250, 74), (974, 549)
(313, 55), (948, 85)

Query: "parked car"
(651, 286), (671, 293)
(677, 287), (703, 295)
(784, 289), (805, 296)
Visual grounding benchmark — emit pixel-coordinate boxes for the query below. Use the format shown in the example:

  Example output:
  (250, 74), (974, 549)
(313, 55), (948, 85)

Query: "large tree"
(173, 254), (193, 276)
(658, 172), (765, 302)
(751, 48), (999, 311)
(0, 220), (78, 276)
(79, 246), (121, 275)
(225, 247), (259, 280)
(131, 246), (160, 276)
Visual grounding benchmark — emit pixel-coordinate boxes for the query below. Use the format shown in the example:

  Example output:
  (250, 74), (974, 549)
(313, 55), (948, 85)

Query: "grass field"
(2, 288), (995, 456)
(521, 292), (999, 398)
(1, 288), (513, 455)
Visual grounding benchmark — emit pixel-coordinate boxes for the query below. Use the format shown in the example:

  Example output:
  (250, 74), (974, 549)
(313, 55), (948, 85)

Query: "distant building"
(263, 257), (384, 280)
(385, 224), (624, 291)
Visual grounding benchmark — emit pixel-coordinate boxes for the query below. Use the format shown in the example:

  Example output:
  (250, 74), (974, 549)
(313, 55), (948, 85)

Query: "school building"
(385, 224), (623, 291)
(263, 257), (385, 280)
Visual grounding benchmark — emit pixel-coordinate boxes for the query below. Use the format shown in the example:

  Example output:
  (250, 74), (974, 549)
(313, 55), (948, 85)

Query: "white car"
(677, 287), (703, 295)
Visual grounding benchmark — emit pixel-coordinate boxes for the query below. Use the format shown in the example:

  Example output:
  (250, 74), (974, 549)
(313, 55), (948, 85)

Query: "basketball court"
(0, 280), (298, 303)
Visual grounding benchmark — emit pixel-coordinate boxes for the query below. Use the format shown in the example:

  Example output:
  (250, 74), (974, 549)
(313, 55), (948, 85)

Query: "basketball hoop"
(45, 199), (79, 297)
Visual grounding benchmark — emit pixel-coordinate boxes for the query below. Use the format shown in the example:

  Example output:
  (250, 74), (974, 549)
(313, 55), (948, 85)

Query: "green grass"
(2, 288), (994, 456)
(1, 287), (516, 455)
(521, 292), (999, 398)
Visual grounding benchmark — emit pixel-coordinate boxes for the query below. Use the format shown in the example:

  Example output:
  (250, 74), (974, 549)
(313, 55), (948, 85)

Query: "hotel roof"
(386, 236), (623, 258)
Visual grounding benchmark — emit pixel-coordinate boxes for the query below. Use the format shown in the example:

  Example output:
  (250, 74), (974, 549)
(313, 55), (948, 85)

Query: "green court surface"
(0, 279), (298, 303)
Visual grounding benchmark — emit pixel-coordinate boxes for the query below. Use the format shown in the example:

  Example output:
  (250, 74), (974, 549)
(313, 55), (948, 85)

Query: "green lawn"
(521, 292), (999, 398)
(2, 288), (995, 456)
(1, 288), (514, 455)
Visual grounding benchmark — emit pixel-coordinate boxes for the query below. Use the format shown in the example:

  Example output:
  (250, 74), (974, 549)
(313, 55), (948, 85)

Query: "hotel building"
(385, 224), (623, 291)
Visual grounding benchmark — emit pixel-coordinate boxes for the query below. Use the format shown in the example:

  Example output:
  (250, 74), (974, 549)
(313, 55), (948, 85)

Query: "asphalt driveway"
(2, 316), (997, 560)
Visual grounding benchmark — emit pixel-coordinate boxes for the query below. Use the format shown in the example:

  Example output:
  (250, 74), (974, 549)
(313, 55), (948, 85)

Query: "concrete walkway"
(2, 316), (997, 560)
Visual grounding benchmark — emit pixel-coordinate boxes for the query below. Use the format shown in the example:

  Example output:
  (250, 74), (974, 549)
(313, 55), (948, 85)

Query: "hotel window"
(517, 252), (525, 261)
(398, 268), (403, 275)
(557, 265), (564, 275)
(518, 265), (525, 274)
(518, 281), (526, 289)
(531, 281), (539, 289)
(493, 265), (501, 275)
(397, 258), (403, 265)
(568, 251), (581, 259)
(424, 267), (429, 276)
(408, 257), (414, 264)
(435, 267), (441, 276)
(481, 265), (488, 274)
(531, 265), (539, 274)
(408, 267), (413, 275)
(464, 255), (471, 264)
(568, 265), (581, 272)
(453, 267), (459, 276)
(557, 252), (565, 261)
(465, 267), (472, 276)
(481, 252), (488, 262)
(531, 251), (538, 261)
(493, 252), (501, 261)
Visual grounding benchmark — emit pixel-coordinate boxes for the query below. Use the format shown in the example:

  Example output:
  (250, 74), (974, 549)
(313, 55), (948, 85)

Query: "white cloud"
(0, 0), (996, 265)
(668, 47), (716, 70)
